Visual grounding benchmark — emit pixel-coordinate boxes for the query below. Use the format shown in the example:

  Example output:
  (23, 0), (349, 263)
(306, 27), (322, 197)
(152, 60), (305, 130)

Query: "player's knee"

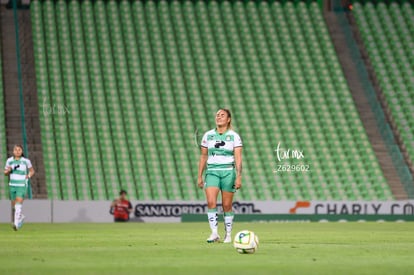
(222, 202), (232, 212)
(15, 197), (24, 204)
(207, 199), (217, 209)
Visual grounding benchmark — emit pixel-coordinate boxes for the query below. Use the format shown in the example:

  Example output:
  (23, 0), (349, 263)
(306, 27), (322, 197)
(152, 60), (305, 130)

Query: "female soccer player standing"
(4, 144), (35, 231)
(197, 109), (242, 243)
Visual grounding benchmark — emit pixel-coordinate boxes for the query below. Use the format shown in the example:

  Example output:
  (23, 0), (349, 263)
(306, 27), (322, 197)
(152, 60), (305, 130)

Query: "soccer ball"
(233, 230), (259, 254)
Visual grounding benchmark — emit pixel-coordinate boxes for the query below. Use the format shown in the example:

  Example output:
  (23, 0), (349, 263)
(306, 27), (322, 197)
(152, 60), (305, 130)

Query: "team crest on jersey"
(226, 135), (232, 141)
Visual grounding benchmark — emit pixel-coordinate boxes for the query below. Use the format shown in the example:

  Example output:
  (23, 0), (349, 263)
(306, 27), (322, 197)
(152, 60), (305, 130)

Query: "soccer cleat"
(12, 223), (17, 231)
(16, 215), (25, 230)
(206, 233), (220, 243)
(223, 233), (232, 243)
(13, 221), (19, 231)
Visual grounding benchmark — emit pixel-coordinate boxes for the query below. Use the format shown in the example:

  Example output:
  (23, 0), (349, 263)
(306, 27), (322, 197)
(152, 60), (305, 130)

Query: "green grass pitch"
(1, 222), (414, 274)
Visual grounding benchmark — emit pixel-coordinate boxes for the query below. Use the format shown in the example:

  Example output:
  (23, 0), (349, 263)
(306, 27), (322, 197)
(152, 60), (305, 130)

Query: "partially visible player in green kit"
(4, 144), (35, 231)
(197, 109), (243, 243)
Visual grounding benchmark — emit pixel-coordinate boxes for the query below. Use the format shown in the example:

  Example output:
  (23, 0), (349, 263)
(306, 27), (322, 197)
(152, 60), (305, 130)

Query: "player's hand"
(197, 177), (204, 189)
(235, 176), (242, 190)
(4, 166), (11, 175)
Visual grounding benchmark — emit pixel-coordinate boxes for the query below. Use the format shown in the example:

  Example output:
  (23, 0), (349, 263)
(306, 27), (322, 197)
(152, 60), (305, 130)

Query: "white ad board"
(0, 200), (413, 223)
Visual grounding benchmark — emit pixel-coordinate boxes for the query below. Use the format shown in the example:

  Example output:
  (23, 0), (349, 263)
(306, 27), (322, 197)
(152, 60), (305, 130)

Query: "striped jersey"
(5, 157), (32, 187)
(201, 129), (242, 170)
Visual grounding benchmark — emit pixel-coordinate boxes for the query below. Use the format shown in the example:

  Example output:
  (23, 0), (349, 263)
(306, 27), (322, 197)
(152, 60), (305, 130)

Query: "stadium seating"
(29, 0), (393, 201)
(0, 39), (7, 199)
(352, 1), (414, 173)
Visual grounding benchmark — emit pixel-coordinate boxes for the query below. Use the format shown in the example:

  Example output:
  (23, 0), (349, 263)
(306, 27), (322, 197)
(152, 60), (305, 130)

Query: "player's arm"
(128, 202), (133, 213)
(27, 167), (35, 179)
(110, 199), (118, 208)
(197, 147), (208, 188)
(4, 165), (11, 176)
(234, 147), (242, 189)
(109, 200), (117, 215)
(4, 161), (12, 176)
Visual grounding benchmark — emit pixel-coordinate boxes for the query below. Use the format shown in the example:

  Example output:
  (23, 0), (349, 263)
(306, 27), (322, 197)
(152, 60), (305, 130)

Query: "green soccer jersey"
(201, 129), (242, 170)
(5, 157), (32, 187)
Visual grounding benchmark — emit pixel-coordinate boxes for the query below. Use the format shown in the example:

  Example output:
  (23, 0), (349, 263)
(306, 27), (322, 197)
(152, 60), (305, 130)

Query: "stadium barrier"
(1, 200), (413, 223)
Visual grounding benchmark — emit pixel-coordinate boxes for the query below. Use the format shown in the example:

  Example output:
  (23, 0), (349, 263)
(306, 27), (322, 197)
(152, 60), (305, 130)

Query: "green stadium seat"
(353, 1), (414, 198)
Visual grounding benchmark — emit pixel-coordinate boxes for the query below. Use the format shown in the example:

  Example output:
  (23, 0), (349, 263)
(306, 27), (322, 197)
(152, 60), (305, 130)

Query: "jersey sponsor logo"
(214, 141), (225, 148)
